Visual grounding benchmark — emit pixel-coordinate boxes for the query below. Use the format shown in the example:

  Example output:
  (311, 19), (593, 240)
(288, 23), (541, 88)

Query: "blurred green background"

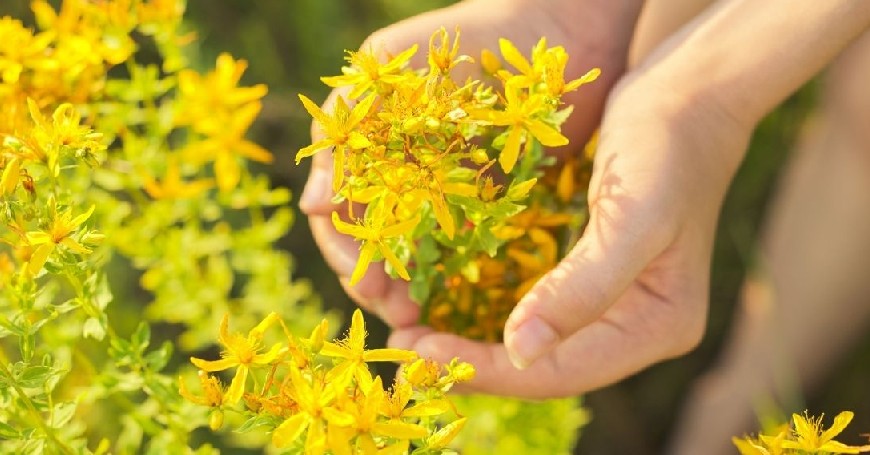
(2, 1), (868, 453)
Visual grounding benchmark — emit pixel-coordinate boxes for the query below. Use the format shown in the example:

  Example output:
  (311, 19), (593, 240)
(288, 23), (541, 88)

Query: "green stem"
(0, 358), (76, 455)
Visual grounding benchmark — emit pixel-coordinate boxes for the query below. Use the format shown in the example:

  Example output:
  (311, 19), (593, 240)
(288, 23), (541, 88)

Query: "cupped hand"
(300, 0), (642, 328)
(390, 75), (752, 398)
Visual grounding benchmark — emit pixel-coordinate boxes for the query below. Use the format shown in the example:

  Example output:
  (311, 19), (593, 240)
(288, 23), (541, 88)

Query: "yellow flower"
(179, 372), (227, 431)
(782, 411), (870, 454)
(321, 45), (418, 99)
(324, 377), (428, 455)
(179, 370), (225, 408)
(427, 417), (467, 450)
(26, 100), (105, 176)
(296, 93), (375, 192)
(182, 101), (273, 192)
(480, 48), (501, 75)
(381, 381), (451, 421)
(321, 309), (417, 389)
(177, 53), (268, 134)
(272, 367), (336, 453)
(143, 157), (213, 199)
(733, 426), (788, 455)
(495, 37), (548, 87)
(0, 157), (21, 196)
(428, 27), (472, 75)
(331, 209), (420, 286)
(475, 79), (568, 172)
(190, 312), (283, 404)
(393, 164), (476, 240)
(538, 45), (600, 97)
(25, 197), (95, 274)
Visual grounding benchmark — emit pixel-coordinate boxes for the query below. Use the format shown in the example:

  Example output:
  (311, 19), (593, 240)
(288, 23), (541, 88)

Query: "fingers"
(502, 195), (675, 369)
(389, 283), (704, 399)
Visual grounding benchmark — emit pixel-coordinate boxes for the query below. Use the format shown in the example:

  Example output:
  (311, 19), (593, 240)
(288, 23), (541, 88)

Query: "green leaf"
(546, 105), (574, 127)
(235, 414), (280, 434)
(0, 421), (19, 439)
(17, 365), (52, 388)
(506, 178), (537, 200)
(94, 275), (113, 311)
(144, 341), (173, 372)
(83, 317), (106, 341)
(49, 402), (77, 428)
(474, 220), (504, 257)
(131, 322), (151, 353)
(18, 326), (36, 361)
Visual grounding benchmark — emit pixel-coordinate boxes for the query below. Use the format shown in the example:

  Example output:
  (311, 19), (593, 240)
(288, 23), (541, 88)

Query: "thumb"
(503, 205), (671, 369)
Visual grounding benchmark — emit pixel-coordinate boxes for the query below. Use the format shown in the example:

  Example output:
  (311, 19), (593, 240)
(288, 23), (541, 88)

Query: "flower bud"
(208, 409), (224, 431)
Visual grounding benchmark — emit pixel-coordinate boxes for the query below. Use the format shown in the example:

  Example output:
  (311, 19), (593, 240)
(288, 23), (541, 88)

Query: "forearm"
(639, 0), (870, 128)
(630, 0), (716, 67)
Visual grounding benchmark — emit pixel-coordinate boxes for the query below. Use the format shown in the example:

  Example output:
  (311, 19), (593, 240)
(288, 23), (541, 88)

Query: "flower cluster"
(182, 309), (474, 454)
(1, 1), (320, 453)
(734, 411), (870, 455)
(297, 29), (598, 341)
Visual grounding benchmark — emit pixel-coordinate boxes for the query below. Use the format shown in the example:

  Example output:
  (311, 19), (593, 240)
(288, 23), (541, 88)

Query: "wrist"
(608, 71), (753, 182)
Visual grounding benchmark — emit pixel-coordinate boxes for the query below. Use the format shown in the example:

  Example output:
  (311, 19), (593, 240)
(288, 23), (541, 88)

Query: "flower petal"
(298, 94), (331, 128)
(378, 242), (409, 281)
(363, 348), (417, 363)
(332, 144), (346, 192)
(526, 120), (569, 147)
(295, 139), (333, 164)
(820, 411), (854, 443)
(564, 67), (601, 93)
(272, 413), (310, 448)
(349, 241), (378, 285)
(224, 365), (248, 404)
(235, 140), (274, 163)
(69, 205), (95, 227)
(27, 243), (54, 275)
(348, 93), (377, 127)
(373, 421), (429, 440)
(249, 312), (280, 338)
(320, 341), (353, 359)
(380, 215), (421, 239)
(498, 38), (532, 76)
(190, 356), (236, 372)
(498, 126), (523, 173)
(61, 237), (91, 254)
(429, 191), (455, 240)
(331, 212), (370, 239)
(253, 342), (285, 364)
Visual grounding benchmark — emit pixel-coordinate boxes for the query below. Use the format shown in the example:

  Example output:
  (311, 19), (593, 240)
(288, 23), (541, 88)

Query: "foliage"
(0, 0), (322, 453)
(734, 411), (870, 455)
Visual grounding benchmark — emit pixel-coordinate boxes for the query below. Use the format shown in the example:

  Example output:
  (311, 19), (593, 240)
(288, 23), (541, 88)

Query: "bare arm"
(633, 0), (870, 128)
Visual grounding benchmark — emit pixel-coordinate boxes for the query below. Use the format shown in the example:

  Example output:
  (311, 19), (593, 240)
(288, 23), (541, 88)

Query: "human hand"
(299, 0), (645, 327)
(388, 73), (752, 397)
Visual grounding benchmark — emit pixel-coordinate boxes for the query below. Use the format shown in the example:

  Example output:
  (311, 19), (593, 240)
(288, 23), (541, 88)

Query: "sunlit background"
(2, 1), (868, 453)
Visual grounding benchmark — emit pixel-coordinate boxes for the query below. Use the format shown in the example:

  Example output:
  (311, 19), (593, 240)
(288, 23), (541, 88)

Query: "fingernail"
(505, 316), (559, 370)
(300, 169), (330, 213)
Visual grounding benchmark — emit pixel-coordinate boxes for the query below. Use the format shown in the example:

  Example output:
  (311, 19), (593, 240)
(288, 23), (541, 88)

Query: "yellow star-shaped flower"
(190, 312), (283, 404)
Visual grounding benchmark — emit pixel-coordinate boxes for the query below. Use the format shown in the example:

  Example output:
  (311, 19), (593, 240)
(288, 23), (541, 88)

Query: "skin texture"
(667, 32), (870, 455)
(301, 0), (870, 398)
